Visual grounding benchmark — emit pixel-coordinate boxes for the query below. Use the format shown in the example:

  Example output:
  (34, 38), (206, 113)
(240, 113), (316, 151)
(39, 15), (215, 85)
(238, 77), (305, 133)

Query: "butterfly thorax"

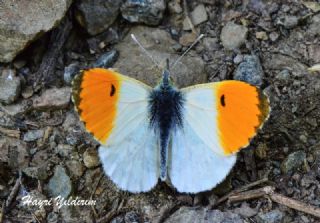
(148, 71), (185, 180)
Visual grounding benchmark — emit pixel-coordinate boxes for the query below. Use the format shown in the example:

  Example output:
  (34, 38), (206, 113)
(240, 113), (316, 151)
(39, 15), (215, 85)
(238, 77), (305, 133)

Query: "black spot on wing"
(110, 84), (116, 96)
(220, 94), (225, 107)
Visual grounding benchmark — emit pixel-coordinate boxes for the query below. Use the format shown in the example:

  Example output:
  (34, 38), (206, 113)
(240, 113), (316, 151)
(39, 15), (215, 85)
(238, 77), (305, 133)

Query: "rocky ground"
(0, 0), (320, 222)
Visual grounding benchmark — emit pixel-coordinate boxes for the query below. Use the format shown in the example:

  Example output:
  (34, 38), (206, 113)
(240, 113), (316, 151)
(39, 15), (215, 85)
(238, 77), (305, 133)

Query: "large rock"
(0, 0), (72, 62)
(75, 0), (121, 35)
(113, 26), (206, 88)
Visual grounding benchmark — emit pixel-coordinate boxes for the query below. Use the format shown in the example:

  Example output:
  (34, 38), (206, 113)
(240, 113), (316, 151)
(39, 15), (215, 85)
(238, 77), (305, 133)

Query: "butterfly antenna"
(131, 34), (161, 69)
(170, 34), (204, 70)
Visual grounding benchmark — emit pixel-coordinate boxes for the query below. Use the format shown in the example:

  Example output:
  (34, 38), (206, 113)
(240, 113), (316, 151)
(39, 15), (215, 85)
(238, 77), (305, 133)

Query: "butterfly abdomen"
(148, 84), (184, 180)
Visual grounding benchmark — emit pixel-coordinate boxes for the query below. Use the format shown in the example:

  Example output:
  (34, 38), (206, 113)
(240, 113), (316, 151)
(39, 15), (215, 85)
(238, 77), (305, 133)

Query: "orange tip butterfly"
(72, 38), (270, 193)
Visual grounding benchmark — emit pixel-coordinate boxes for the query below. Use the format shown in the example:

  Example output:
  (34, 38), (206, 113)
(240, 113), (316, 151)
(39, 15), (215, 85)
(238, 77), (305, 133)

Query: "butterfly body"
(148, 72), (184, 180)
(72, 68), (270, 193)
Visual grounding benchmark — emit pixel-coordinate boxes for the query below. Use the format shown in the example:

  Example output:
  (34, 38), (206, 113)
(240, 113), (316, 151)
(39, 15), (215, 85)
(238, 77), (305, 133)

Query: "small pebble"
(275, 70), (290, 81)
(21, 86), (34, 99)
(92, 50), (119, 68)
(165, 207), (244, 223)
(55, 144), (73, 157)
(234, 55), (264, 86)
(182, 4), (208, 30)
(299, 135), (308, 144)
(64, 63), (80, 85)
(66, 160), (85, 179)
(168, 0), (182, 14)
(269, 32), (279, 42)
(124, 211), (140, 223)
(121, 0), (166, 25)
(256, 210), (284, 223)
(220, 22), (248, 50)
(171, 43), (182, 52)
(99, 41), (106, 49)
(47, 165), (72, 198)
(278, 15), (298, 29)
(83, 148), (100, 168)
(256, 31), (268, 40)
(47, 212), (59, 223)
(203, 37), (219, 50)
(23, 129), (44, 142)
(309, 14), (320, 36)
(281, 150), (306, 174)
(32, 87), (71, 110)
(255, 143), (268, 159)
(0, 69), (21, 104)
(233, 54), (244, 64)
(1, 101), (28, 116)
(179, 32), (197, 46)
(75, 0), (121, 35)
(23, 166), (48, 180)
(234, 202), (258, 218)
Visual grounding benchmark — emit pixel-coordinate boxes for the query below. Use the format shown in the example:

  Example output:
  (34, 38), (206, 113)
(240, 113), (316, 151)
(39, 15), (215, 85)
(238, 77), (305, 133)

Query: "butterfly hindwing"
(169, 81), (270, 193)
(72, 68), (159, 192)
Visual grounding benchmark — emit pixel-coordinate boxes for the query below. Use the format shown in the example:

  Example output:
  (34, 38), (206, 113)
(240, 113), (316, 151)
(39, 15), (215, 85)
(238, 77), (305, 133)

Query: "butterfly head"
(161, 69), (170, 86)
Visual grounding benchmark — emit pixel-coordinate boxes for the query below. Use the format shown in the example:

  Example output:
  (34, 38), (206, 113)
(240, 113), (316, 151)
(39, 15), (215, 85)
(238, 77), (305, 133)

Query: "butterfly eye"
(110, 84), (116, 96)
(220, 94), (225, 107)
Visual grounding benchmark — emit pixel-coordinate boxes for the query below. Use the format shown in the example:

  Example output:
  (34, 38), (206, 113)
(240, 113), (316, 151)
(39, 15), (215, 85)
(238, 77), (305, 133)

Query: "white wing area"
(169, 86), (237, 193)
(99, 79), (159, 193)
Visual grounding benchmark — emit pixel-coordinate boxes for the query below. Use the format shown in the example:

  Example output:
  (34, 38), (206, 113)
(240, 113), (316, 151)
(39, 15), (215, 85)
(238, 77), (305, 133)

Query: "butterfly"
(71, 66), (270, 193)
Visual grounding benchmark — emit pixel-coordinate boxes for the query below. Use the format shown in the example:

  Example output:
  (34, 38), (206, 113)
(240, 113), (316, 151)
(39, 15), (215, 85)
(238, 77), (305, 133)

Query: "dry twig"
(213, 177), (269, 207)
(5, 172), (22, 208)
(228, 186), (320, 218)
(0, 126), (20, 138)
(90, 172), (103, 217)
(31, 213), (41, 223)
(0, 201), (5, 223)
(96, 199), (125, 223)
(228, 186), (273, 203)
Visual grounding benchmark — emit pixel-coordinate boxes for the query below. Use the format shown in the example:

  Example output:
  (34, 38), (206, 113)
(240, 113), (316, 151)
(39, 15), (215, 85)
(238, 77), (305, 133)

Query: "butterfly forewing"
(168, 81), (270, 193)
(72, 68), (159, 192)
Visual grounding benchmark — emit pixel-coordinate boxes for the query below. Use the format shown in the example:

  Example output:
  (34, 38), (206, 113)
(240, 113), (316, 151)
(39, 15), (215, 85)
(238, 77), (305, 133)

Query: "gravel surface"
(0, 0), (320, 222)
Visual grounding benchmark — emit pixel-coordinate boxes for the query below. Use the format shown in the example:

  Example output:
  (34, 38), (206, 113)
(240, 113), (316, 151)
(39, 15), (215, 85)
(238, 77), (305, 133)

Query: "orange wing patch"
(215, 81), (270, 155)
(72, 68), (122, 143)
